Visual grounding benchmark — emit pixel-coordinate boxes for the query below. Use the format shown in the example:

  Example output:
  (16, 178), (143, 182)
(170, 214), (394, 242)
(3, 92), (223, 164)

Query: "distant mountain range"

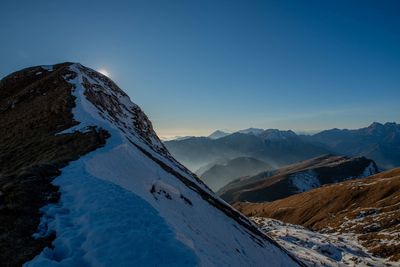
(218, 155), (378, 203)
(301, 122), (400, 169)
(165, 122), (400, 174)
(160, 135), (194, 141)
(164, 130), (330, 171)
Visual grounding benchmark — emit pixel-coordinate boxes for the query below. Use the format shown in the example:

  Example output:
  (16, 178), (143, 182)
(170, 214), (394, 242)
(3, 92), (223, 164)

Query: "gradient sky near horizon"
(1, 0), (399, 138)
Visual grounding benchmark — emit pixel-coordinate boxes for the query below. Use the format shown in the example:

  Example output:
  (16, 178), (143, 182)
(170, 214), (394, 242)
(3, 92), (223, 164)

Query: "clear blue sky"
(1, 0), (399, 137)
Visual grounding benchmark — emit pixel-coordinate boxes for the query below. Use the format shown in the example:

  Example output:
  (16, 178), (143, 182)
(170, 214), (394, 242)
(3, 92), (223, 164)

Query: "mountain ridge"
(0, 63), (301, 266)
(301, 122), (400, 168)
(218, 154), (378, 203)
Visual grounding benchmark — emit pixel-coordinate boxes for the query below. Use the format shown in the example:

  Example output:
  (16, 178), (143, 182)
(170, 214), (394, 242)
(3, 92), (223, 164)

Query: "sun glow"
(98, 69), (110, 77)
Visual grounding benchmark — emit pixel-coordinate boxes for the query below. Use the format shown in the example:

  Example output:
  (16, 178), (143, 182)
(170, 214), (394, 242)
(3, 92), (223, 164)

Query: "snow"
(290, 170), (320, 192)
(25, 64), (299, 267)
(290, 163), (376, 194)
(252, 217), (394, 267)
(61, 64), (209, 192)
(362, 162), (377, 176)
(27, 158), (197, 267)
(41, 65), (54, 71)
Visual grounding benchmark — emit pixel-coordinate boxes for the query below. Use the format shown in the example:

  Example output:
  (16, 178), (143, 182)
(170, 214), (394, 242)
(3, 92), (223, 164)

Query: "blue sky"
(1, 0), (399, 137)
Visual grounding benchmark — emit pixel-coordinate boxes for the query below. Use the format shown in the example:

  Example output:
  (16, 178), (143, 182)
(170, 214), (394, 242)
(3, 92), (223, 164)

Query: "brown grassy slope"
(0, 63), (109, 266)
(220, 154), (376, 203)
(234, 168), (400, 261)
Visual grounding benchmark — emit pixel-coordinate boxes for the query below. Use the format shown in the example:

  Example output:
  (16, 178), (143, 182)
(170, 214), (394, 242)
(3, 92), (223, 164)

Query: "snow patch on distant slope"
(289, 161), (377, 194)
(290, 171), (320, 192)
(362, 162), (377, 177)
(40, 65), (54, 71)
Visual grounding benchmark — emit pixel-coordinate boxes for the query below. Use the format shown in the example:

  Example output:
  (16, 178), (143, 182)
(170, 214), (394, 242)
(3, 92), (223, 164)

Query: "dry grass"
(234, 169), (400, 261)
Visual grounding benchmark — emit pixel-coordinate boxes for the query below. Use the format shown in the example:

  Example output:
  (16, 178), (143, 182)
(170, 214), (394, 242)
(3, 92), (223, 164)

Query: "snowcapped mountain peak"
(3, 63), (301, 266)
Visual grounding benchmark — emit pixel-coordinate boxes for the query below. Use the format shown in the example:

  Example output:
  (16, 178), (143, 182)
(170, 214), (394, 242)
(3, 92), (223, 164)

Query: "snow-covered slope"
(289, 161), (377, 193)
(252, 217), (396, 266)
(25, 64), (300, 266)
(289, 170), (321, 193)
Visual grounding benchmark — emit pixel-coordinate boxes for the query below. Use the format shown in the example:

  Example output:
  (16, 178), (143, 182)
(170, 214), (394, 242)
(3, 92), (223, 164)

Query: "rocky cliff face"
(0, 63), (301, 266)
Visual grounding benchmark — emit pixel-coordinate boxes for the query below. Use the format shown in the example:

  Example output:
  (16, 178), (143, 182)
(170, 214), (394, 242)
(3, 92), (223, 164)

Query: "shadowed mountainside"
(199, 157), (273, 191)
(219, 155), (378, 203)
